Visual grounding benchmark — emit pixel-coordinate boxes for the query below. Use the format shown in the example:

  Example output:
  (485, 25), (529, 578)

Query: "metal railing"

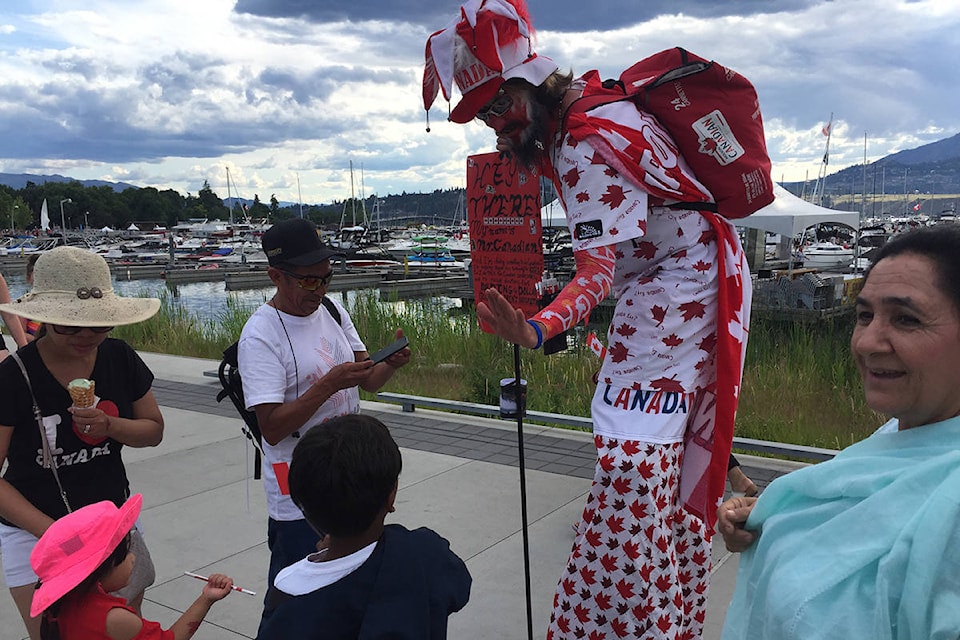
(376, 391), (838, 463)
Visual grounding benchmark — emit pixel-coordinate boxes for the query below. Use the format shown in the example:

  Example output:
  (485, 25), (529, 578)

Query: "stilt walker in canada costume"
(424, 1), (753, 638)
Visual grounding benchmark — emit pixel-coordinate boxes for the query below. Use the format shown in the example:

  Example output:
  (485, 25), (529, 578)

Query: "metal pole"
(59, 198), (72, 236)
(511, 343), (534, 640)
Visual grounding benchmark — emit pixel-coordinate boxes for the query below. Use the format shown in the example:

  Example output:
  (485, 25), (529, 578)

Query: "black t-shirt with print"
(0, 338), (154, 523)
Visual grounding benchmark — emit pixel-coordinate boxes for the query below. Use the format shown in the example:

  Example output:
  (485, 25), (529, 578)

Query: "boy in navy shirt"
(257, 414), (471, 639)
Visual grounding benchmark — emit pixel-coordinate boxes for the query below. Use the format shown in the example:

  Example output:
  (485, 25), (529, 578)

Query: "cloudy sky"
(1, 0), (957, 205)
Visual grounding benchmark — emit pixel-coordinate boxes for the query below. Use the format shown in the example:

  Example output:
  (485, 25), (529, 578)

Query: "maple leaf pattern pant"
(547, 435), (710, 640)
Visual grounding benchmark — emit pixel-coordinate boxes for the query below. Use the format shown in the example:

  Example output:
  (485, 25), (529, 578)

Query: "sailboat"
(40, 198), (50, 231)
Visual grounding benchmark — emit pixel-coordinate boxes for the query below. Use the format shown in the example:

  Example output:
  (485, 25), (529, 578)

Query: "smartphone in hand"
(368, 336), (409, 364)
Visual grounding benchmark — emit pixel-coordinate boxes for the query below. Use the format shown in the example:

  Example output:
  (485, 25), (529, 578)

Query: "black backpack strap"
(217, 339), (265, 479)
(321, 296), (341, 326)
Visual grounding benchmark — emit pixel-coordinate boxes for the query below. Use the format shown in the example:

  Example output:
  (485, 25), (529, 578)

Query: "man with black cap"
(237, 217), (410, 609)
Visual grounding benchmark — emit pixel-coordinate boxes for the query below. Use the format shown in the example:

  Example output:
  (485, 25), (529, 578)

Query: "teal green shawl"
(722, 416), (960, 640)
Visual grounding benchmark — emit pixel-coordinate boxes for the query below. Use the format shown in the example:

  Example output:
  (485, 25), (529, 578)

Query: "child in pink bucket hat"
(30, 494), (234, 639)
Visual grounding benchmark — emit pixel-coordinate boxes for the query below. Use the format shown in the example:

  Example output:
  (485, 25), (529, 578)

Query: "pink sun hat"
(423, 0), (559, 123)
(30, 494), (142, 617)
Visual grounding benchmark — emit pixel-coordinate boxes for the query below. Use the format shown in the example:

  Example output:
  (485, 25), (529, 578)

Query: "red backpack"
(566, 48), (774, 219)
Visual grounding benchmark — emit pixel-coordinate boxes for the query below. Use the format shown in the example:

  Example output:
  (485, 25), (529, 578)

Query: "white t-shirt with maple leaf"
(553, 115), (720, 442)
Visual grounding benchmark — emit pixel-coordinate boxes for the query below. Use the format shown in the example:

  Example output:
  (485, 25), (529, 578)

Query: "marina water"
(2, 272), (460, 326)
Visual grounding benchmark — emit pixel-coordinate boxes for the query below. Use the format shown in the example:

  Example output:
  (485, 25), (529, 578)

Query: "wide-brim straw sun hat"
(0, 246), (159, 327)
(30, 494), (142, 617)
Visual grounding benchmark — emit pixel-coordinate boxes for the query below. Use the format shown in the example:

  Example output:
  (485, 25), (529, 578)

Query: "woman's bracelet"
(526, 320), (544, 350)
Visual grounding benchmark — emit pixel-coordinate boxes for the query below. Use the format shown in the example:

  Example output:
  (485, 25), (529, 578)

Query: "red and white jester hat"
(423, 0), (558, 123)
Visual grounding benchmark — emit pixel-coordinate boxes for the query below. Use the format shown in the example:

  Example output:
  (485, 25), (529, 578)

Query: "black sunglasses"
(476, 93), (514, 122)
(51, 325), (114, 335)
(277, 268), (334, 291)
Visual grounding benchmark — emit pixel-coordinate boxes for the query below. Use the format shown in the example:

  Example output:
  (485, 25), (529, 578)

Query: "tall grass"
(736, 317), (882, 449)
(112, 291), (253, 359)
(113, 290), (880, 448)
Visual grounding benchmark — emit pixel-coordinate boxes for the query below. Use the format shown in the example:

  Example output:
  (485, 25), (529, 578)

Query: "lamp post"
(59, 198), (72, 236)
(10, 204), (18, 231)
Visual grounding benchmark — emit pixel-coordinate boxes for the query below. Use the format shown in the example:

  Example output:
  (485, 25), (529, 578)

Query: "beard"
(507, 99), (552, 170)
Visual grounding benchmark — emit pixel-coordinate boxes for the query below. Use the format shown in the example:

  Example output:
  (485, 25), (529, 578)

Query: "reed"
(735, 317), (881, 449)
(113, 291), (880, 448)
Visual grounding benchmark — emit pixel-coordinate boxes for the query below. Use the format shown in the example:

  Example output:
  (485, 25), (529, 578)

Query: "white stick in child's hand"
(183, 571), (257, 596)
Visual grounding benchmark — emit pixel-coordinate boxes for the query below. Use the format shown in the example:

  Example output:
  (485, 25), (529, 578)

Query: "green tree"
(157, 189), (186, 227)
(249, 194), (270, 219)
(197, 181), (224, 219)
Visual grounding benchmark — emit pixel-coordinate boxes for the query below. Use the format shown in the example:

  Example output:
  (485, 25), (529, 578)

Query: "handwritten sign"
(467, 153), (543, 332)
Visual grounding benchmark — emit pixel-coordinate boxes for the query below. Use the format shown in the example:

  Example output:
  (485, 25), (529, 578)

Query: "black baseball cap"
(262, 218), (338, 267)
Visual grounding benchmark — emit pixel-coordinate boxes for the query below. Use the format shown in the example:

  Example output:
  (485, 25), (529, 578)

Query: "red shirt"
(57, 586), (173, 640)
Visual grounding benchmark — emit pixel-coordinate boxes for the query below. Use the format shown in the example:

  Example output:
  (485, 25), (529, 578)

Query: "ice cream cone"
(68, 378), (96, 408)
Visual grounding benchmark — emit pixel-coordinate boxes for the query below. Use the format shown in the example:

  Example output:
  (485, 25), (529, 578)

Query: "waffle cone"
(68, 381), (96, 408)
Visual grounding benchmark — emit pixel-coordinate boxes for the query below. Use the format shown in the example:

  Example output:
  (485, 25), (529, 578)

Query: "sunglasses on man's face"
(51, 325), (114, 335)
(277, 268), (334, 291)
(476, 93), (514, 123)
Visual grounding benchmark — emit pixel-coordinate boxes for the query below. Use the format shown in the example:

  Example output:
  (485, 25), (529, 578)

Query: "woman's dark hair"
(40, 533), (132, 640)
(26, 253), (40, 278)
(289, 415), (402, 538)
(866, 224), (960, 312)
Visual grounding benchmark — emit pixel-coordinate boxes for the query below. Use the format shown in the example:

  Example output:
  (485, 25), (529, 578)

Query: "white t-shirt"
(238, 298), (366, 520)
(274, 541), (378, 596)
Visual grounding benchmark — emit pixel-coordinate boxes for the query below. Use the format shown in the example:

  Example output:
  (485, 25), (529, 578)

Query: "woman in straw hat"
(30, 494), (234, 639)
(0, 246), (165, 639)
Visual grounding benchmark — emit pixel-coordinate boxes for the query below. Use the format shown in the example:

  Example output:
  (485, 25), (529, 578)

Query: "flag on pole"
(822, 122), (831, 137)
(586, 331), (607, 360)
(913, 202), (922, 212)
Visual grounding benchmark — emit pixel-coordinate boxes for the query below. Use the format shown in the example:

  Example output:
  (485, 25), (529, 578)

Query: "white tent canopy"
(542, 185), (860, 238)
(736, 184), (860, 238)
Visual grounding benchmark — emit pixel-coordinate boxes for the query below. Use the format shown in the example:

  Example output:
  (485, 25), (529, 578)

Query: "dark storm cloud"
(233, 0), (820, 31)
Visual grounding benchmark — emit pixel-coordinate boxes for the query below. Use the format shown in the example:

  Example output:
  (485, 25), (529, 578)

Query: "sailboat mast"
(359, 163), (369, 228)
(226, 167), (234, 225)
(297, 172), (304, 219)
(861, 131), (868, 218)
(814, 112), (833, 206)
(349, 160), (356, 227)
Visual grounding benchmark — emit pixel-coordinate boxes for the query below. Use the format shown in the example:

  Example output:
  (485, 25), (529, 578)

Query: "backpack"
(216, 297), (342, 479)
(566, 47), (774, 219)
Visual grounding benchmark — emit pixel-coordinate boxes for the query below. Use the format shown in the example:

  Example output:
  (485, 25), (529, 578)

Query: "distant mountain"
(784, 132), (960, 198)
(0, 172), (140, 192)
(881, 132), (960, 165)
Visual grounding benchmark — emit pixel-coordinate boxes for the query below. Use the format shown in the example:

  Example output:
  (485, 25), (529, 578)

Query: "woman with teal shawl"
(718, 225), (960, 640)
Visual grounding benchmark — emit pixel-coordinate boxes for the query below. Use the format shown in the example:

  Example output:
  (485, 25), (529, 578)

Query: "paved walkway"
(0, 352), (805, 640)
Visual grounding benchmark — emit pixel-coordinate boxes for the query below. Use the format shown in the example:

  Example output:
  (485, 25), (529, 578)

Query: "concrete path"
(0, 352), (804, 640)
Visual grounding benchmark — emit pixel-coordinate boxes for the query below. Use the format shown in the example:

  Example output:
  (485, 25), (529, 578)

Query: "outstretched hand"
(476, 288), (539, 348)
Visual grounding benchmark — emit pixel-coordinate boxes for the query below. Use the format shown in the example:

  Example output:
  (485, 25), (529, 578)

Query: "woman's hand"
(717, 496), (759, 552)
(476, 288), (540, 348)
(69, 405), (111, 443)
